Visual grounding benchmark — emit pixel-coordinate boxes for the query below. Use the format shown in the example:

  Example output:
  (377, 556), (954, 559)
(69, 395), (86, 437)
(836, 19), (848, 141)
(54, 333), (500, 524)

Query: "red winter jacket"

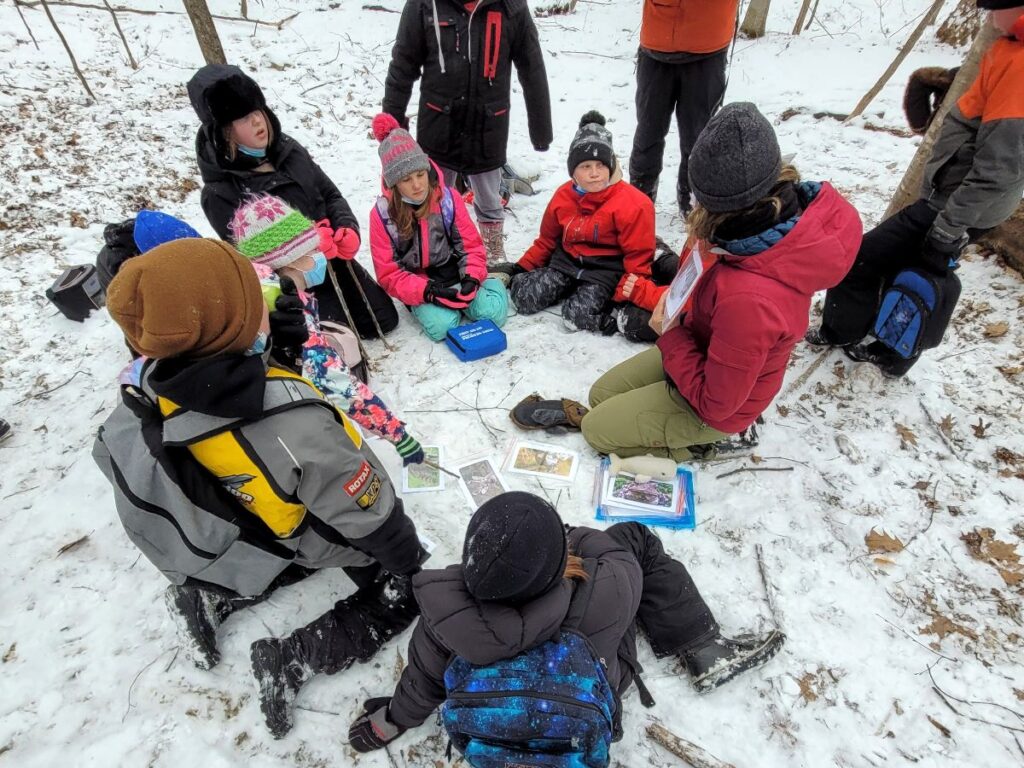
(657, 182), (862, 433)
(518, 180), (663, 311)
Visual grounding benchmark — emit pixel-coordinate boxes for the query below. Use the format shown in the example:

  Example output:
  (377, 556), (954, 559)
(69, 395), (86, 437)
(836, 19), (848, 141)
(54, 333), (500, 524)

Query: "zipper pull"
(456, 29), (460, 54)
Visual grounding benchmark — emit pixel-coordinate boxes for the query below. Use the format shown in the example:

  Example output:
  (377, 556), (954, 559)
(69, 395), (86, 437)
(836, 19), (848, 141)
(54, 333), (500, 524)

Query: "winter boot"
(804, 326), (843, 348)
(652, 237), (680, 285)
(479, 221), (507, 267)
(250, 573), (420, 738)
(682, 630), (786, 693)
(164, 584), (238, 670)
(845, 340), (917, 378)
(0, 419), (10, 443)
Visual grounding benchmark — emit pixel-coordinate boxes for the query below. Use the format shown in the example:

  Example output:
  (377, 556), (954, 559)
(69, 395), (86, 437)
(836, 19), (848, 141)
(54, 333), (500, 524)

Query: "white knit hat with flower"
(228, 194), (322, 270)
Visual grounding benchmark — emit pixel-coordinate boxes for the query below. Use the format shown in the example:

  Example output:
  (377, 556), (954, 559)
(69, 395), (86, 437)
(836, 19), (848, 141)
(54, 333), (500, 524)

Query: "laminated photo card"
(454, 455), (509, 510)
(502, 439), (580, 484)
(402, 446), (445, 493)
(593, 458), (696, 530)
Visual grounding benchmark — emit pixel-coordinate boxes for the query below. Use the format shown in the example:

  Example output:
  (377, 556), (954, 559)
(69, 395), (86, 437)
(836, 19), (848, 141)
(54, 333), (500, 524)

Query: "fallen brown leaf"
(997, 365), (1022, 379)
(866, 528), (905, 554)
(796, 672), (818, 702)
(961, 528), (1023, 585)
(939, 414), (955, 438)
(873, 557), (897, 567)
(1014, 688), (1024, 702)
(750, 454), (763, 464)
(56, 534), (90, 558)
(994, 447), (1024, 466)
(895, 423), (918, 448)
(69, 211), (87, 229)
(983, 321), (1009, 338)
(971, 418), (989, 439)
(776, 404), (790, 417)
(2, 643), (15, 663)
(919, 613), (978, 642)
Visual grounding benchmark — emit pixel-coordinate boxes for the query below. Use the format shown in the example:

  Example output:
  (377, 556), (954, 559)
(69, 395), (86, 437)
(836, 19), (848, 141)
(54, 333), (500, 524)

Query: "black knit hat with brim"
(976, 0), (1022, 9)
(462, 491), (569, 604)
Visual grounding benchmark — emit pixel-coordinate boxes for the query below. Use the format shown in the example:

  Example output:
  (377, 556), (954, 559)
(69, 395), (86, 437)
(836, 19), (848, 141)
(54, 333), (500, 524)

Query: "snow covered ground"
(1, 0), (1023, 766)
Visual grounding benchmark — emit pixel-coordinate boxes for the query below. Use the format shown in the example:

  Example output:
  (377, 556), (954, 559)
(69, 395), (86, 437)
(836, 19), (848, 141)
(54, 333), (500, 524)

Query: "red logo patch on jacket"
(344, 461), (373, 497)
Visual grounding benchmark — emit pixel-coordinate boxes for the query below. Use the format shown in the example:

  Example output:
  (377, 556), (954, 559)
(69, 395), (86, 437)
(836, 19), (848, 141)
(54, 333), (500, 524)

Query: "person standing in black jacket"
(188, 64), (399, 339)
(382, 0), (552, 265)
(347, 492), (785, 756)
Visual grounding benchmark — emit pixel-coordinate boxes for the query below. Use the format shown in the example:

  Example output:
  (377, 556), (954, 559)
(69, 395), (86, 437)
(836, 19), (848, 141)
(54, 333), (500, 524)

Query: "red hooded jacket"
(657, 182), (863, 433)
(518, 179), (663, 311)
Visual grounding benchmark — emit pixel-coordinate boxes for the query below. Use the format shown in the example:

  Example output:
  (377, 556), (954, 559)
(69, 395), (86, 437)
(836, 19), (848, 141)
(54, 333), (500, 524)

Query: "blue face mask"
(238, 144), (267, 159)
(302, 252), (328, 288)
(246, 330), (269, 357)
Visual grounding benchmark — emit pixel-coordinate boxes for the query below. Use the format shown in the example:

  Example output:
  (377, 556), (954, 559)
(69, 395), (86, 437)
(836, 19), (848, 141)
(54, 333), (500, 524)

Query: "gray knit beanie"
(688, 103), (782, 213)
(567, 110), (616, 177)
(372, 113), (431, 189)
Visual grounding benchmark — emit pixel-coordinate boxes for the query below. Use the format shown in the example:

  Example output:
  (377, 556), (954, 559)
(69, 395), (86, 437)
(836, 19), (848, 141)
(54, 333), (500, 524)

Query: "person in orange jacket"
(628, 0), (740, 216)
(807, 1), (1024, 376)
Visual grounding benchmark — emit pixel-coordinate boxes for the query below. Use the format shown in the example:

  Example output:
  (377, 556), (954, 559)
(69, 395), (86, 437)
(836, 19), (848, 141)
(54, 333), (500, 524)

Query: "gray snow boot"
(683, 630), (786, 693)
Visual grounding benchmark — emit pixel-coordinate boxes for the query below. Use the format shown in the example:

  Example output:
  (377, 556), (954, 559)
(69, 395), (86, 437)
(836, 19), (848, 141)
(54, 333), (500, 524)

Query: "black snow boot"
(804, 326), (840, 347)
(164, 584), (237, 670)
(0, 419), (10, 443)
(682, 630), (786, 693)
(845, 340), (917, 378)
(250, 573), (420, 738)
(710, 416), (763, 456)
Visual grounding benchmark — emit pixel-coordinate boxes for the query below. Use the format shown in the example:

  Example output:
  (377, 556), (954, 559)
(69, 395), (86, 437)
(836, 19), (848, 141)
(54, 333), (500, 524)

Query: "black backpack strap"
(561, 557), (598, 631)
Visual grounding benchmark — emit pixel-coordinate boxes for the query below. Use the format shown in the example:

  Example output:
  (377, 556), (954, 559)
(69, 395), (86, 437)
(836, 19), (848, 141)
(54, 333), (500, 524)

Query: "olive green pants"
(581, 347), (728, 462)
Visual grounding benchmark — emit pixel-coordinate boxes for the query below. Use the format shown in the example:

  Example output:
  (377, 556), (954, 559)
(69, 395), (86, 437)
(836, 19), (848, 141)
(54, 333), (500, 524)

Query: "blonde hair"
(686, 165), (801, 242)
(222, 110), (274, 162)
(388, 177), (437, 241)
(563, 554), (589, 582)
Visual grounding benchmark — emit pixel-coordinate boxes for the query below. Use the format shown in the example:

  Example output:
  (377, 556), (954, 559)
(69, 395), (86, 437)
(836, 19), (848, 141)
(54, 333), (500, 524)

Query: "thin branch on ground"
(920, 400), (963, 459)
(716, 466), (794, 480)
(755, 543), (784, 631)
(928, 665), (1024, 724)
(646, 721), (736, 768)
(123, 648), (173, 722)
(15, 370), (89, 404)
(876, 613), (957, 662)
(781, 349), (829, 398)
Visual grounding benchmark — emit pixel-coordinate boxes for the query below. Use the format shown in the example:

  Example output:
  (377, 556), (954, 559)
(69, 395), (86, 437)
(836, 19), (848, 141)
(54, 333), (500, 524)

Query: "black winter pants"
(309, 259), (399, 339)
(629, 49), (728, 213)
(606, 522), (718, 657)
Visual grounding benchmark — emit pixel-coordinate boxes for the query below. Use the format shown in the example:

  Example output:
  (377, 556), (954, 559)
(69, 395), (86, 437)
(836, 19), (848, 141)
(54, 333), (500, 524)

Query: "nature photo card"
(402, 446), (444, 493)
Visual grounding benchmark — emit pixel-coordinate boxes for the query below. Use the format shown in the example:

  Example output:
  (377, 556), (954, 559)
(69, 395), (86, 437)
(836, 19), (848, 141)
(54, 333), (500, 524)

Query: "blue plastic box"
(445, 319), (507, 362)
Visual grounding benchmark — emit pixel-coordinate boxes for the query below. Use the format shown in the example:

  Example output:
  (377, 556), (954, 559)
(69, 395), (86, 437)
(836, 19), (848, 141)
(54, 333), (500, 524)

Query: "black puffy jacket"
(383, 0), (552, 175)
(187, 65), (359, 240)
(387, 526), (642, 728)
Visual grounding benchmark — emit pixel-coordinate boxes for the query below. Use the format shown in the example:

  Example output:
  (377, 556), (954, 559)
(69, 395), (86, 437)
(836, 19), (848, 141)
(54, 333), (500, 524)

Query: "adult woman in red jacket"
(582, 104), (863, 461)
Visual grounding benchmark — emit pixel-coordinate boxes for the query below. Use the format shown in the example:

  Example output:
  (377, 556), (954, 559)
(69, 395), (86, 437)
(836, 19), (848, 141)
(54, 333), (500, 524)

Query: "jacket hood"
(188, 64), (284, 180)
(719, 181), (862, 295)
(142, 354), (268, 420)
(413, 565), (572, 666)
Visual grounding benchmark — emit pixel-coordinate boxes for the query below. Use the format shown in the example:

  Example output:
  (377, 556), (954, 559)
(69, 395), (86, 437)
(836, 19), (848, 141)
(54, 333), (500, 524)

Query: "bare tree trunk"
(182, 0), (226, 65)
(937, 0), (982, 47)
(884, 20), (1000, 218)
(740, 0), (772, 39)
(40, 0), (95, 100)
(846, 0), (945, 122)
(791, 0), (812, 35)
(102, 0), (136, 69)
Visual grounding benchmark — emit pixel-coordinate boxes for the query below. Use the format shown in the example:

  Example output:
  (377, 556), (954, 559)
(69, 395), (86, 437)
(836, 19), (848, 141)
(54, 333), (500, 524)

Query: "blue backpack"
(872, 267), (962, 359)
(441, 559), (616, 768)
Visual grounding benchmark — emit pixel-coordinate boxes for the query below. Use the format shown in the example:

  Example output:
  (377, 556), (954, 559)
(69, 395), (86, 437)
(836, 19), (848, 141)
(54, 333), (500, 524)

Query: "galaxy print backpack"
(441, 558), (616, 768)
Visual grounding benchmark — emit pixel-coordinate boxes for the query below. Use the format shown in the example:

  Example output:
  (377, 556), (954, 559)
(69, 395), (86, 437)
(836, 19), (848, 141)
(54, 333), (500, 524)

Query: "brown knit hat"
(107, 238), (264, 359)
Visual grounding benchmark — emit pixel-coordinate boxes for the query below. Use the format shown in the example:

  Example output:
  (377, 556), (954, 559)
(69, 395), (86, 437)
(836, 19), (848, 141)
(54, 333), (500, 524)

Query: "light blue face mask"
(238, 144), (267, 159)
(302, 252), (328, 288)
(246, 330), (269, 357)
(401, 192), (428, 206)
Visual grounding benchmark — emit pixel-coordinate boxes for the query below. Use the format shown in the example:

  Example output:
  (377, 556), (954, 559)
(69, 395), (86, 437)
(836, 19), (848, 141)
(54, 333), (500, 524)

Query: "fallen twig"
(362, 3), (400, 11)
(716, 466), (794, 480)
(755, 544), (783, 631)
(15, 370), (89, 404)
(781, 349), (829, 398)
(928, 666), (1024, 724)
(876, 613), (957, 663)
(646, 721), (736, 768)
(123, 649), (173, 722)
(559, 49), (632, 60)
(920, 400), (963, 459)
(300, 77), (344, 96)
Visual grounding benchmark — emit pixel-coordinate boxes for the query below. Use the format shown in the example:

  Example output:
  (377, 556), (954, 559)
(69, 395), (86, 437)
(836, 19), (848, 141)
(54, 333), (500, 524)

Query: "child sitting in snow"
(492, 111), (675, 343)
(228, 193), (425, 465)
(581, 103), (863, 461)
(368, 114), (509, 342)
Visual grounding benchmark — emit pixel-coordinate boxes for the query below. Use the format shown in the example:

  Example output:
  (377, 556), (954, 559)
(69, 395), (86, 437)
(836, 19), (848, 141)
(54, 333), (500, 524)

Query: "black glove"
(348, 697), (405, 753)
(424, 280), (461, 304)
(459, 276), (480, 296)
(488, 262), (525, 277)
(269, 276), (309, 360)
(922, 221), (967, 274)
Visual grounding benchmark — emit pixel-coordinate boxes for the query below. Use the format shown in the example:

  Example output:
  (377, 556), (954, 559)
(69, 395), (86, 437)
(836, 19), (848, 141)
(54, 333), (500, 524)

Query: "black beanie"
(567, 110), (616, 178)
(462, 491), (569, 604)
(206, 74), (268, 128)
(976, 0), (1021, 9)
(688, 102), (783, 213)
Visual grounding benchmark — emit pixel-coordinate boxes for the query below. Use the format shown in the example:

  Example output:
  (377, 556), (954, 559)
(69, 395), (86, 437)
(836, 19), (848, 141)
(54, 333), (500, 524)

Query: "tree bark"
(739, 0), (771, 39)
(791, 0), (813, 35)
(937, 0), (982, 47)
(846, 0), (945, 122)
(182, 0), (226, 65)
(883, 20), (1000, 219)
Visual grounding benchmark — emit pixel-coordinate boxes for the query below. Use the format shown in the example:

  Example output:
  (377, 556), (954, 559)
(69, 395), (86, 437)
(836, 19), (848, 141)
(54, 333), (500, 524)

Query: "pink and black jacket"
(369, 167), (488, 308)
